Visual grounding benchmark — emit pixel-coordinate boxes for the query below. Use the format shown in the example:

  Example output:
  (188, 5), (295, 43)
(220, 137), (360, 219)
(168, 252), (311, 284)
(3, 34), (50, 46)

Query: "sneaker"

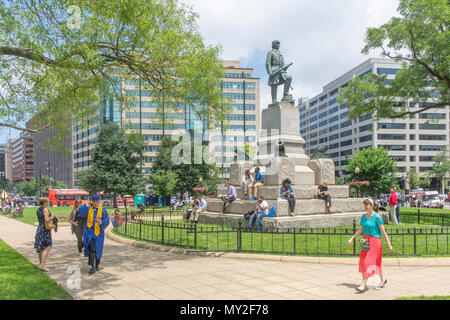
(39, 265), (50, 272)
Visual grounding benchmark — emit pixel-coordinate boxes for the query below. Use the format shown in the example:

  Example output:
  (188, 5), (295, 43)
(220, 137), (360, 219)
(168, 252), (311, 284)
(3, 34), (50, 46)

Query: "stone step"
(206, 198), (364, 217)
(217, 185), (349, 200)
(198, 211), (365, 230)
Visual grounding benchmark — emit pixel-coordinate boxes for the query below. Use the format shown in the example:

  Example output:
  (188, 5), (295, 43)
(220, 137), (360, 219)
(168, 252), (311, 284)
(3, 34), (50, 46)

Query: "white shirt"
(242, 174), (255, 184)
(198, 199), (208, 210)
(257, 201), (269, 216)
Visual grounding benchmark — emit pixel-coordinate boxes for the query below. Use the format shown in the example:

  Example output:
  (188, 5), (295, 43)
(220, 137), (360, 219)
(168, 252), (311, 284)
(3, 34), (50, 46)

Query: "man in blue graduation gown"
(79, 194), (110, 275)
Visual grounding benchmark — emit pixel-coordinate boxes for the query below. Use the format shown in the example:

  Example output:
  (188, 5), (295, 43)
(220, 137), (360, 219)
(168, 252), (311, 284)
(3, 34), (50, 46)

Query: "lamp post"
(355, 167), (361, 198)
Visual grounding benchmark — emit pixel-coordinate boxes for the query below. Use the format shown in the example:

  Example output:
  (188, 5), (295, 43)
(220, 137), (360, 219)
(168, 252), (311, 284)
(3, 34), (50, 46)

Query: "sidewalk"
(1, 215), (449, 300)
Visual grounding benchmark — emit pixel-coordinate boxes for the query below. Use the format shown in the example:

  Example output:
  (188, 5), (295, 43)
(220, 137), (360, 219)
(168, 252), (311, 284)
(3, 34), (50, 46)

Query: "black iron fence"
(113, 209), (450, 257)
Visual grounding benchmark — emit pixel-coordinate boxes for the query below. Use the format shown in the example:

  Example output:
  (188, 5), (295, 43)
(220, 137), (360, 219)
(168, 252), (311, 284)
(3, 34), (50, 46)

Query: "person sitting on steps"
(248, 167), (264, 200)
(220, 182), (237, 215)
(317, 180), (332, 212)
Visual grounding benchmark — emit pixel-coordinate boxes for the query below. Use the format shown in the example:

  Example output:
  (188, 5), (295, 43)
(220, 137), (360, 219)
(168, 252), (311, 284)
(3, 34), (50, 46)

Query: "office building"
(298, 58), (449, 190)
(72, 60), (260, 186)
(10, 130), (34, 184)
(32, 120), (74, 188)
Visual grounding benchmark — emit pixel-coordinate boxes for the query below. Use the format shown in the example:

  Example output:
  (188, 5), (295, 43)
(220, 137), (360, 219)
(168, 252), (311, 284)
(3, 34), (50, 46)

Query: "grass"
(4, 205), (185, 226)
(113, 217), (450, 258)
(396, 296), (450, 300)
(0, 238), (71, 300)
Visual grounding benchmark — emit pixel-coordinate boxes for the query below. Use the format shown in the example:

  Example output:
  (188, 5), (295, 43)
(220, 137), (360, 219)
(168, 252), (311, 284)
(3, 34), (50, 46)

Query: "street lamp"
(355, 167), (361, 198)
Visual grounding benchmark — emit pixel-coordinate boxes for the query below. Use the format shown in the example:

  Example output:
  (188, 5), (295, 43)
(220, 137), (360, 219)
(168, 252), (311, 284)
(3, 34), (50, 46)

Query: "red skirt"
(359, 234), (383, 278)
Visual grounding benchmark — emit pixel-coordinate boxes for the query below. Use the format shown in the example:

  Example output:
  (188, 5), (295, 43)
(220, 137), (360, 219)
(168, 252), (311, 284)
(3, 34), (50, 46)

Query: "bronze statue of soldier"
(266, 40), (293, 105)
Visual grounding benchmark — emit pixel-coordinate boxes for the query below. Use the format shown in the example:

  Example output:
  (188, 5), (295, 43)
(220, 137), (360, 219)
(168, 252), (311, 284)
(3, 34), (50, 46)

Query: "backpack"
(268, 206), (276, 218)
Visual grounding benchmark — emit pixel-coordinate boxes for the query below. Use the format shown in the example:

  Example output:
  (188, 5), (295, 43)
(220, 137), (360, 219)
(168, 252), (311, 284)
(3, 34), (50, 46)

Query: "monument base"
(198, 211), (364, 231)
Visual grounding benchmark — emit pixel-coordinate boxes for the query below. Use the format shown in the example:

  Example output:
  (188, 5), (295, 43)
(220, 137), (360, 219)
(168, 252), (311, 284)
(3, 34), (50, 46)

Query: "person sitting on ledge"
(220, 182), (237, 215)
(248, 167), (264, 200)
(280, 178), (296, 216)
(242, 169), (255, 198)
(317, 180), (332, 212)
(248, 196), (269, 232)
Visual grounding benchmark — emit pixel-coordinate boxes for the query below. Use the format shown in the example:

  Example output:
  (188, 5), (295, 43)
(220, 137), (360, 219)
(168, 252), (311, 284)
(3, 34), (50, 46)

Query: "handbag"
(45, 218), (56, 230)
(360, 238), (370, 251)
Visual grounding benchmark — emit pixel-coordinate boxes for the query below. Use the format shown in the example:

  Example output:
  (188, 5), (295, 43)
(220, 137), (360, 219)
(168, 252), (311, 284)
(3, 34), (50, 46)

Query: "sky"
(0, 0), (400, 144)
(183, 0), (400, 108)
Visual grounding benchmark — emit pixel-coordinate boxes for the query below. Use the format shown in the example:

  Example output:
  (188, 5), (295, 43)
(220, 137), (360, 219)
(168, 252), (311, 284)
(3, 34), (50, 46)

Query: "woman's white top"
(242, 174), (255, 185)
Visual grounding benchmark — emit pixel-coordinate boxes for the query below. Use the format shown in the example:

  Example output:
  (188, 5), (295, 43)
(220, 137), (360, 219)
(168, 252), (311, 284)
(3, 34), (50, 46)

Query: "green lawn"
(0, 239), (71, 300)
(385, 207), (450, 214)
(113, 218), (450, 257)
(5, 206), (185, 226)
(396, 296), (450, 300)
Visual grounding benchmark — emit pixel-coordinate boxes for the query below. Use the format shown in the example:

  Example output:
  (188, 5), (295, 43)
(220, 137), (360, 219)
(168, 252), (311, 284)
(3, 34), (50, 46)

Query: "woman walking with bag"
(348, 198), (393, 292)
(34, 197), (55, 272)
(69, 199), (85, 256)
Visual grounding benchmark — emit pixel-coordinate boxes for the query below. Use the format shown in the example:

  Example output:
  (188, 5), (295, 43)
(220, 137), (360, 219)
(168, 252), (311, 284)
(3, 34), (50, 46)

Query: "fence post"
(237, 220), (242, 252)
(352, 219), (356, 256)
(293, 228), (296, 254)
(124, 212), (128, 235)
(442, 214), (445, 227)
(418, 209), (420, 225)
(413, 227), (417, 256)
(194, 221), (198, 249)
(139, 218), (142, 240)
(161, 214), (165, 245)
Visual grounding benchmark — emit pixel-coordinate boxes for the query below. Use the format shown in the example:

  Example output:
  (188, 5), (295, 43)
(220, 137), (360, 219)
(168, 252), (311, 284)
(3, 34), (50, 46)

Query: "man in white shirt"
(190, 195), (207, 223)
(248, 196), (269, 232)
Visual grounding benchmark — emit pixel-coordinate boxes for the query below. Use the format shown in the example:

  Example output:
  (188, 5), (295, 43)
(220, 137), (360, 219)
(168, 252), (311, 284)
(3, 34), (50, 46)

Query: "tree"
(75, 122), (146, 208)
(338, 0), (449, 120)
(344, 147), (398, 196)
(0, 0), (226, 142)
(406, 168), (431, 190)
(150, 136), (219, 198)
(149, 170), (178, 206)
(428, 147), (450, 193)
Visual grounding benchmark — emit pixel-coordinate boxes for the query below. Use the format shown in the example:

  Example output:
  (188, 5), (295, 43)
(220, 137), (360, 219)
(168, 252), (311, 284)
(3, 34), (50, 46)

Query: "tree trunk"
(113, 193), (117, 209)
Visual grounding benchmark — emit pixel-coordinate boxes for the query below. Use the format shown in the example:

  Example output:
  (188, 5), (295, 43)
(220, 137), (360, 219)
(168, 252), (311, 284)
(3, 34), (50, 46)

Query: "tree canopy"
(428, 146), (450, 193)
(344, 147), (398, 196)
(150, 136), (219, 197)
(338, 0), (449, 120)
(75, 122), (146, 206)
(0, 0), (226, 142)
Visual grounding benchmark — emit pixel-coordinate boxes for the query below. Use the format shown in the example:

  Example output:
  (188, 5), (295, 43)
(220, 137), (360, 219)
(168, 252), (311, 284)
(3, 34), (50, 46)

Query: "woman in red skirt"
(348, 198), (393, 292)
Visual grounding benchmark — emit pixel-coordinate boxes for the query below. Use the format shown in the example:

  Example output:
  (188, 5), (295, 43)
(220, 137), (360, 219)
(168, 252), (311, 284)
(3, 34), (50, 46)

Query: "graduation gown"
(79, 204), (110, 259)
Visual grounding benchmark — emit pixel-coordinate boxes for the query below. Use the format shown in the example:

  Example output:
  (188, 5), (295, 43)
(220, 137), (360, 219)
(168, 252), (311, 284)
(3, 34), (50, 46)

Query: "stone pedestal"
(257, 100), (315, 185)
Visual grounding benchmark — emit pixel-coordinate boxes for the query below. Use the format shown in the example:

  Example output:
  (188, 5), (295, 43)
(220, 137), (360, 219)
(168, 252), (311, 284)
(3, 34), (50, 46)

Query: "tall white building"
(298, 58), (449, 191)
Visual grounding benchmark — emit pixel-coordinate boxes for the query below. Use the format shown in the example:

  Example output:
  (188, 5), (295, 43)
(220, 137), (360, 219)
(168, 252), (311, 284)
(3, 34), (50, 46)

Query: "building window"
(409, 124), (415, 130)
(419, 124), (446, 130)
(340, 130), (352, 138)
(419, 135), (446, 141)
(359, 124), (372, 133)
(419, 145), (445, 152)
(359, 114), (372, 122)
(340, 120), (352, 128)
(419, 113), (446, 120)
(410, 145), (416, 151)
(380, 145), (406, 151)
(378, 123), (406, 129)
(359, 135), (372, 143)
(340, 140), (352, 147)
(410, 156), (416, 162)
(377, 68), (400, 75)
(419, 156), (435, 162)
(378, 134), (406, 140)
(410, 134), (415, 140)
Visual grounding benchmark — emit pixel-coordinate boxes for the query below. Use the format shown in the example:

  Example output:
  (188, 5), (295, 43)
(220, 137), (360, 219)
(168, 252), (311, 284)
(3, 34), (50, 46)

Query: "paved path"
(1, 215), (449, 300)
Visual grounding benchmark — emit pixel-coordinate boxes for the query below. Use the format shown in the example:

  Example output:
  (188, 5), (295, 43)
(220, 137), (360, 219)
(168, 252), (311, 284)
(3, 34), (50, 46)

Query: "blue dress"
(79, 204), (110, 259)
(34, 207), (52, 253)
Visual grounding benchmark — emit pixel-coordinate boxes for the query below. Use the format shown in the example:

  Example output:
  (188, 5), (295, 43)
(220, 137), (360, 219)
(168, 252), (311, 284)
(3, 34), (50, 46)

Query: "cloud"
(183, 0), (400, 109)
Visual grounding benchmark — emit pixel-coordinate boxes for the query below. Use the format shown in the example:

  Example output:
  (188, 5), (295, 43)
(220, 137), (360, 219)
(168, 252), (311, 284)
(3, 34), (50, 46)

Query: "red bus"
(48, 189), (90, 207)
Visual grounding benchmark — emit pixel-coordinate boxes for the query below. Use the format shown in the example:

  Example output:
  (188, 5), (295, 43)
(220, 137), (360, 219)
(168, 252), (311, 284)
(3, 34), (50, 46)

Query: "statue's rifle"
(270, 63), (294, 90)
(270, 62), (293, 76)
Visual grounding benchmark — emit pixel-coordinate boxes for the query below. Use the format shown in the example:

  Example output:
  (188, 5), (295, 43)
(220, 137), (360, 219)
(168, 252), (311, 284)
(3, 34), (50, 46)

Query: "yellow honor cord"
(87, 206), (103, 236)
